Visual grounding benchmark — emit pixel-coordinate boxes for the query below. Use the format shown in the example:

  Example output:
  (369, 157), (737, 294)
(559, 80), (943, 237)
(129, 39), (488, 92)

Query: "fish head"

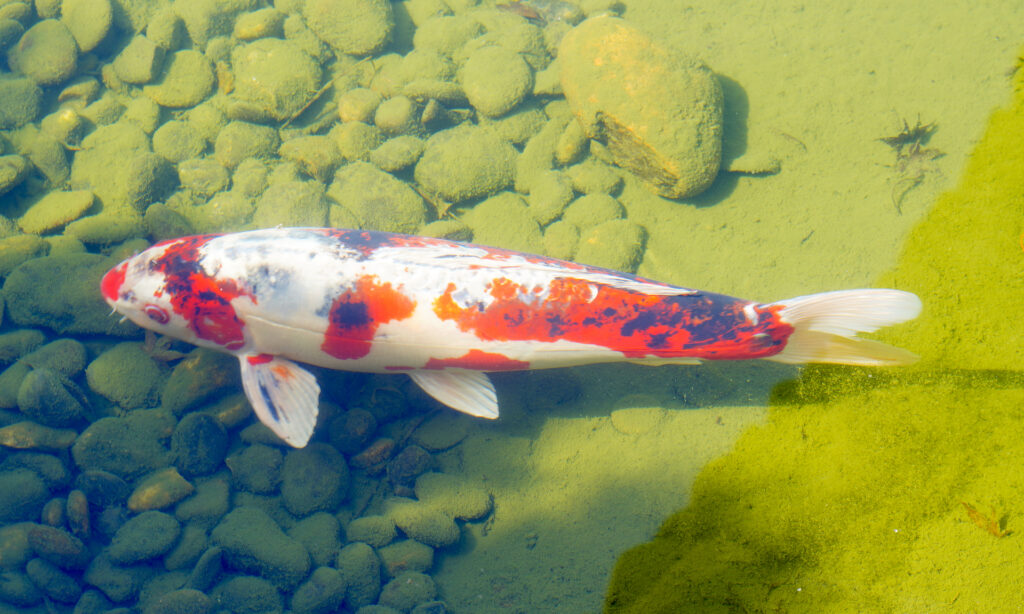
(100, 244), (201, 344)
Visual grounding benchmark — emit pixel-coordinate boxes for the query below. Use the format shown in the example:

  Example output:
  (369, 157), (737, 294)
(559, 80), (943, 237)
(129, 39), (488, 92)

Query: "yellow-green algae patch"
(604, 60), (1024, 613)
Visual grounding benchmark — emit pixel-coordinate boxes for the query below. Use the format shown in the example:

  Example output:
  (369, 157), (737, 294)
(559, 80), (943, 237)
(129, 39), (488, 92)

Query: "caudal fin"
(765, 289), (922, 366)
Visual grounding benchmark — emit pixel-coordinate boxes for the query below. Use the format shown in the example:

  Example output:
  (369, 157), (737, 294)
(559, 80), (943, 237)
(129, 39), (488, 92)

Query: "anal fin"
(239, 354), (321, 448)
(408, 369), (499, 419)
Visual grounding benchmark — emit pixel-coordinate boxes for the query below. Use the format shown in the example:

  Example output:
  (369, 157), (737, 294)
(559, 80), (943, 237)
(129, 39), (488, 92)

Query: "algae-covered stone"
(64, 211), (145, 244)
(378, 539), (433, 577)
(8, 20), (78, 85)
(211, 506), (311, 590)
(414, 472), (492, 520)
(370, 135), (425, 172)
(231, 38), (321, 122)
(0, 74), (41, 129)
(127, 467), (195, 511)
(561, 192), (624, 229)
(71, 410), (174, 480)
(61, 0), (112, 52)
(86, 342), (164, 409)
(176, 158), (228, 196)
(288, 512), (342, 568)
(527, 170), (574, 225)
(0, 328), (43, 364)
(18, 190), (94, 235)
(460, 45), (533, 117)
(252, 180), (328, 227)
(559, 17), (723, 198)
(378, 571), (436, 612)
(384, 498), (459, 548)
(564, 158), (622, 194)
(0, 19), (23, 52)
(462, 191), (543, 253)
(280, 444), (348, 517)
(304, 0), (393, 55)
(83, 551), (157, 602)
(226, 443), (282, 494)
(21, 339), (87, 377)
(171, 413), (228, 478)
(25, 135), (70, 186)
(107, 510), (181, 564)
(346, 515), (396, 548)
(0, 421), (77, 451)
(338, 87), (383, 123)
(161, 348), (239, 415)
(335, 542), (381, 610)
(174, 476), (230, 527)
(374, 95), (420, 136)
(0, 154), (28, 196)
(0, 234), (47, 277)
(3, 253), (136, 335)
(26, 556), (81, 603)
(279, 135), (341, 182)
(143, 50), (214, 108)
(145, 588), (211, 614)
(209, 576), (282, 614)
(234, 7), (285, 40)
(0, 468), (49, 521)
(16, 368), (85, 428)
(113, 35), (165, 84)
(328, 162), (427, 234)
(214, 120), (279, 168)
(543, 219), (579, 260)
(413, 14), (481, 57)
(573, 218), (645, 272)
(152, 120), (205, 163)
(331, 121), (384, 161)
(291, 566), (346, 614)
(414, 125), (516, 202)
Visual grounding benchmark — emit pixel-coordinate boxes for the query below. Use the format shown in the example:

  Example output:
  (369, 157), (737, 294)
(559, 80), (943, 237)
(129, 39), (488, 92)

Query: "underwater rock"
(174, 477), (230, 529)
(163, 523), (207, 569)
(350, 437), (396, 472)
(209, 575), (282, 614)
(279, 135), (342, 183)
(171, 413), (228, 478)
(373, 95), (420, 136)
(211, 506), (311, 590)
(0, 421), (77, 451)
(460, 45), (533, 118)
(288, 512), (342, 568)
(16, 368), (86, 428)
(0, 154), (28, 196)
(160, 348), (239, 415)
(328, 162), (427, 234)
(564, 157), (622, 194)
(18, 190), (94, 235)
(152, 120), (205, 163)
(331, 121), (385, 162)
(414, 125), (517, 203)
(384, 498), (459, 548)
(230, 38), (321, 122)
(26, 556), (81, 603)
(527, 170), (575, 225)
(0, 469), (48, 521)
(2, 451), (71, 490)
(0, 328), (44, 364)
(226, 443), (282, 494)
(0, 569), (42, 606)
(113, 35), (165, 85)
(410, 412), (469, 452)
(74, 470), (130, 507)
(185, 546), (222, 592)
(144, 588), (212, 614)
(542, 219), (579, 260)
(303, 0), (394, 56)
(462, 191), (544, 254)
(560, 192), (624, 229)
(559, 17), (723, 198)
(327, 408), (377, 455)
(175, 158), (229, 195)
(127, 467), (195, 512)
(71, 410), (175, 480)
(27, 524), (89, 569)
(234, 8), (285, 40)
(61, 0), (111, 53)
(414, 472), (492, 521)
(338, 87), (383, 123)
(378, 539), (434, 578)
(378, 571), (437, 612)
(107, 510), (181, 565)
(83, 551), (157, 602)
(143, 49), (214, 108)
(41, 497), (66, 527)
(369, 135), (425, 172)
(252, 180), (329, 227)
(0, 74), (41, 129)
(335, 542), (382, 610)
(291, 566), (347, 614)
(573, 219), (646, 272)
(65, 489), (89, 539)
(281, 443), (349, 517)
(386, 444), (432, 491)
(21, 340), (85, 380)
(345, 515), (397, 548)
(8, 20), (78, 85)
(85, 342), (165, 409)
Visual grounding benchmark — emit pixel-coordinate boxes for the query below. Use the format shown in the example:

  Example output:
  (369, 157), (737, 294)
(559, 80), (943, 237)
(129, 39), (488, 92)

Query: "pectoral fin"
(239, 354), (320, 448)
(408, 369), (499, 419)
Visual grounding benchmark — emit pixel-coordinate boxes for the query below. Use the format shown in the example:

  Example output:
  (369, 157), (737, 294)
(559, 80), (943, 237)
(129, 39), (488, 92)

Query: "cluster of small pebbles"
(0, 0), (729, 611)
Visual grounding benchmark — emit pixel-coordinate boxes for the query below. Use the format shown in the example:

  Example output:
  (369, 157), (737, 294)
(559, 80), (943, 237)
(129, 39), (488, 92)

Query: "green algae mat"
(603, 59), (1024, 614)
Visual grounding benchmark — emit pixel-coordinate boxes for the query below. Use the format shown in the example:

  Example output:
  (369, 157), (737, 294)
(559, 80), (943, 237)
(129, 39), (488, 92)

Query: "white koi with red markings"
(101, 227), (921, 447)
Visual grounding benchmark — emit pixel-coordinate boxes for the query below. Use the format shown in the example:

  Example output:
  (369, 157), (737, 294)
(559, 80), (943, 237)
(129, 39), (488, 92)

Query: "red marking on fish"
(321, 274), (416, 360)
(425, 349), (530, 371)
(247, 354), (274, 365)
(101, 261), (128, 301)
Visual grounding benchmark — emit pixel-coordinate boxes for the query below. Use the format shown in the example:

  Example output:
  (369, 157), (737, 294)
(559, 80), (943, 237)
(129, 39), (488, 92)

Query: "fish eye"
(143, 304), (170, 324)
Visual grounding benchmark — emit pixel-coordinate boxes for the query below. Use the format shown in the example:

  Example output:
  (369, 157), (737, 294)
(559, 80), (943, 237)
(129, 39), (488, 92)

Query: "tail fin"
(765, 289), (922, 366)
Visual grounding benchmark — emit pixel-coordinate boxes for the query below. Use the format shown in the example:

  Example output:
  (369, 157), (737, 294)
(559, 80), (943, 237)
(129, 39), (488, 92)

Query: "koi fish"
(100, 227), (921, 447)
